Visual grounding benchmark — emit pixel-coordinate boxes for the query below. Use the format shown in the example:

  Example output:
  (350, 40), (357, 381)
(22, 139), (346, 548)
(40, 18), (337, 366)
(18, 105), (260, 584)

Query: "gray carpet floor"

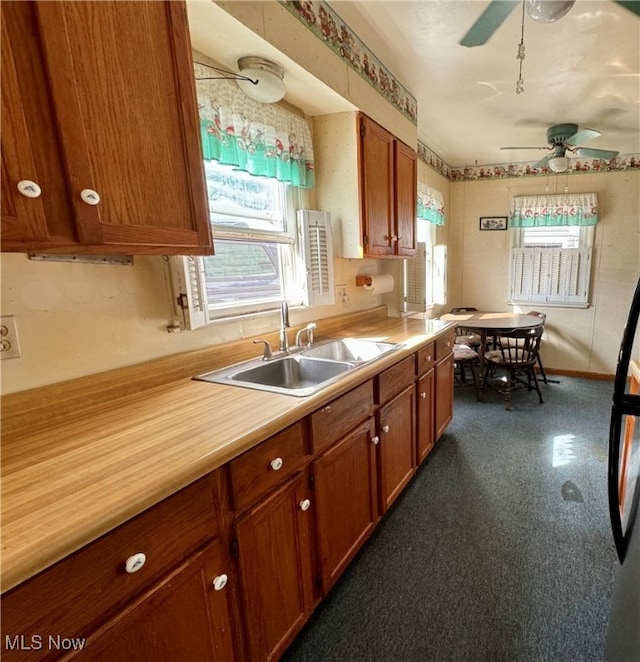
(282, 376), (619, 662)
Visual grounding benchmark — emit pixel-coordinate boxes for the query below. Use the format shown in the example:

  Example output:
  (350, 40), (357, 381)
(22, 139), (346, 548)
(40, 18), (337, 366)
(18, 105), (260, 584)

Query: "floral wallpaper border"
(417, 141), (640, 182)
(280, 1), (417, 124)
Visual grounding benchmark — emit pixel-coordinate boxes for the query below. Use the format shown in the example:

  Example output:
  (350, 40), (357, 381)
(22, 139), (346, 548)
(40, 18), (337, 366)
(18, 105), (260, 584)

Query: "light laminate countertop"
(1, 315), (454, 593)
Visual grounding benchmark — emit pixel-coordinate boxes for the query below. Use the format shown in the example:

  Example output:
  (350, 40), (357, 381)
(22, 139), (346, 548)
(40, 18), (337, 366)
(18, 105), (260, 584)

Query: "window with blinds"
(509, 247), (592, 307)
(509, 225), (593, 307)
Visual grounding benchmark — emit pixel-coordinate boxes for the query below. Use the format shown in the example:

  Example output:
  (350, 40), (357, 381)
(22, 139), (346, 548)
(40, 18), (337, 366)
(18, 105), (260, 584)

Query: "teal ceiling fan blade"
(534, 154), (553, 169)
(459, 1), (520, 47)
(615, 1), (640, 17)
(565, 128), (602, 146)
(575, 147), (620, 160)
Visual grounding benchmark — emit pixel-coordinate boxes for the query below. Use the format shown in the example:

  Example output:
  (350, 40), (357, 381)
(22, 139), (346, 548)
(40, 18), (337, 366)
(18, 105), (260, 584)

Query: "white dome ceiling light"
(525, 0), (576, 23)
(236, 57), (286, 104)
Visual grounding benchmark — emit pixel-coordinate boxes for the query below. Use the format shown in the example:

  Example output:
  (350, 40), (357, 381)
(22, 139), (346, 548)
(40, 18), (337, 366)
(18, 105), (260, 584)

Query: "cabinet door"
(378, 386), (416, 514)
(0, 2), (71, 245)
(2, 1), (212, 254)
(435, 353), (454, 441)
(417, 370), (435, 464)
(234, 473), (315, 662)
(85, 542), (236, 662)
(360, 116), (395, 257)
(313, 417), (378, 592)
(394, 140), (417, 256)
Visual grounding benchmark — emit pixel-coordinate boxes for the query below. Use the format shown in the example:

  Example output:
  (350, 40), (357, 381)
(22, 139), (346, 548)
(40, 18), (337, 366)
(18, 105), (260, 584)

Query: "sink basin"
(195, 355), (355, 397)
(300, 338), (401, 363)
(194, 338), (403, 397)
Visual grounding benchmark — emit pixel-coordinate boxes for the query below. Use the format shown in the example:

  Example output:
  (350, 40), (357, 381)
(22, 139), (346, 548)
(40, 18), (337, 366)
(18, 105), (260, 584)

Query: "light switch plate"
(1, 315), (22, 359)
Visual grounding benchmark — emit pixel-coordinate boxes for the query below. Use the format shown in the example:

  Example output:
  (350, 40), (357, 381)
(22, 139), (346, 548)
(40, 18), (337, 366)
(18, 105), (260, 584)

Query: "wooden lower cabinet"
(312, 417), (378, 592)
(233, 472), (316, 662)
(417, 369), (435, 463)
(82, 541), (236, 662)
(435, 353), (454, 441)
(377, 385), (416, 514)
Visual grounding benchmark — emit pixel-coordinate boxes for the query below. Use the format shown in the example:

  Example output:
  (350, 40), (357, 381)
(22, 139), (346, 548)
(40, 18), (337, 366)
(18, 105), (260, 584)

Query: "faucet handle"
(295, 322), (317, 348)
(253, 339), (273, 360)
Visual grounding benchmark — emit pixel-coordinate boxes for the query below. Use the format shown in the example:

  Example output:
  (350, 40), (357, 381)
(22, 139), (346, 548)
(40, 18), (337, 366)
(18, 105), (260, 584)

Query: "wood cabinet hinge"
(309, 472), (315, 490)
(315, 574), (323, 591)
(360, 118), (365, 138)
(230, 538), (239, 558)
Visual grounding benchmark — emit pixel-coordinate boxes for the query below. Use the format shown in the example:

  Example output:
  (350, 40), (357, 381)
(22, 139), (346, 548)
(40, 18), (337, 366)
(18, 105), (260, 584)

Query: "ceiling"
(187, 1), (640, 168)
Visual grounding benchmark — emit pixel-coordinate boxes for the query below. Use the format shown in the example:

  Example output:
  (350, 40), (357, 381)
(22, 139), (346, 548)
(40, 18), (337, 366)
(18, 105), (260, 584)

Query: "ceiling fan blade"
(459, 1), (520, 47)
(615, 1), (640, 17)
(501, 146), (550, 150)
(565, 128), (601, 146)
(575, 147), (620, 160)
(534, 154), (553, 169)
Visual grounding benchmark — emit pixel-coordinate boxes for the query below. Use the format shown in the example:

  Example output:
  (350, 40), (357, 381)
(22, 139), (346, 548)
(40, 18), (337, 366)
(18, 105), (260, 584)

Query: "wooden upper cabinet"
(1, 1), (212, 255)
(359, 114), (417, 258)
(394, 140), (418, 256)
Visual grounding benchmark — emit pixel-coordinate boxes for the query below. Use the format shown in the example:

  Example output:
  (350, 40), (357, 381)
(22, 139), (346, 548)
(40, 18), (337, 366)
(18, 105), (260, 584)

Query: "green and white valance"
(509, 192), (598, 227)
(417, 186), (445, 226)
(195, 63), (315, 189)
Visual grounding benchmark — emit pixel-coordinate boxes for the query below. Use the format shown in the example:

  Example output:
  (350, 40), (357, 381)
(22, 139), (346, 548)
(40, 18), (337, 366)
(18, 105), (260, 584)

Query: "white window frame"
(405, 221), (447, 314)
(508, 226), (594, 308)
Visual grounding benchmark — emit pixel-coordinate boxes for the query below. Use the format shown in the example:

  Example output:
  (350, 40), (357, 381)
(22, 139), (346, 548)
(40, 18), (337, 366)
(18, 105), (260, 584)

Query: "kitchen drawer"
(376, 355), (416, 404)
(229, 421), (309, 512)
(416, 343), (435, 376)
(1, 476), (218, 656)
(310, 380), (375, 453)
(435, 331), (456, 361)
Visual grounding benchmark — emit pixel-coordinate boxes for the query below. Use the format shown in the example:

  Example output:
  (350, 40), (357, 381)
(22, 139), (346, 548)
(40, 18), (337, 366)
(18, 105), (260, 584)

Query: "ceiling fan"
(501, 123), (620, 172)
(460, 0), (640, 47)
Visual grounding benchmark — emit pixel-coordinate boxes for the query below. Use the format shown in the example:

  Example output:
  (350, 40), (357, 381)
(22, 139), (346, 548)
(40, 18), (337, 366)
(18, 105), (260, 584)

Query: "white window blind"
(509, 247), (591, 307)
(297, 210), (335, 307)
(405, 243), (447, 312)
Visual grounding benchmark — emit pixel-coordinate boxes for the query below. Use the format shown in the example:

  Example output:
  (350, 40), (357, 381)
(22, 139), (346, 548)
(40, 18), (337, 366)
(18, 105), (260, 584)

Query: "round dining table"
(440, 311), (545, 392)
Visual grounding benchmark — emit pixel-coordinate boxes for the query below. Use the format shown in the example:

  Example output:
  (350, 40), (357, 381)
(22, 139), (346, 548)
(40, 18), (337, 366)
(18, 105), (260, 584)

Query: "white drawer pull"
(80, 188), (101, 205)
(125, 552), (146, 574)
(420, 392), (427, 399)
(382, 424), (390, 433)
(212, 574), (228, 591)
(17, 180), (42, 198)
(270, 457), (283, 471)
(299, 499), (311, 511)
(371, 435), (380, 445)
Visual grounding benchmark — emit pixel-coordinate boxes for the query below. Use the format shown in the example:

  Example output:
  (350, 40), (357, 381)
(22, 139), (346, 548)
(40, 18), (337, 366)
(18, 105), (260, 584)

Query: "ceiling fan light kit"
(548, 156), (571, 173)
(236, 56), (286, 104)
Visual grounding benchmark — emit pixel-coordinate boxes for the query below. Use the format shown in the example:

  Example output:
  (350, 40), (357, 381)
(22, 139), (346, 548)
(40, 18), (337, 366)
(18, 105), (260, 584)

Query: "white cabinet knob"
(17, 180), (42, 198)
(212, 574), (228, 591)
(392, 235), (398, 242)
(382, 424), (390, 433)
(270, 457), (283, 471)
(125, 552), (146, 574)
(80, 188), (101, 205)
(299, 499), (311, 511)
(420, 392), (427, 399)
(371, 435), (380, 445)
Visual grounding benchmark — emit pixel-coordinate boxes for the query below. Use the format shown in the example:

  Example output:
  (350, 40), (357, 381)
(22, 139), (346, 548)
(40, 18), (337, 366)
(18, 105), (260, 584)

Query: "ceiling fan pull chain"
(515, 0), (526, 94)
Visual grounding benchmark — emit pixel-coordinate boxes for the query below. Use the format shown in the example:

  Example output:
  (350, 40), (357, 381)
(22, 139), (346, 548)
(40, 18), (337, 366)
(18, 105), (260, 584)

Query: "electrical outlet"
(1, 316), (22, 359)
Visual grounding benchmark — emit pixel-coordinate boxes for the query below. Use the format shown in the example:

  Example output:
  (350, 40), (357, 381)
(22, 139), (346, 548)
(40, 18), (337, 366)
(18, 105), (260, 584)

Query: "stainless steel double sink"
(194, 338), (403, 397)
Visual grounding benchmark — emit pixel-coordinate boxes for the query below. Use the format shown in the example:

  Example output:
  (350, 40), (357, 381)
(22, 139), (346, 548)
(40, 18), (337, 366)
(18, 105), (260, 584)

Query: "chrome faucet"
(295, 322), (317, 348)
(279, 300), (290, 353)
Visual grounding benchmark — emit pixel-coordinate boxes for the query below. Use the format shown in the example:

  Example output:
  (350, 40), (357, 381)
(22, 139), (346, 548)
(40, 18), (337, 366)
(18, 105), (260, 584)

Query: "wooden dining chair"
(483, 326), (544, 410)
(450, 307), (482, 349)
(453, 342), (481, 400)
(526, 311), (548, 384)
